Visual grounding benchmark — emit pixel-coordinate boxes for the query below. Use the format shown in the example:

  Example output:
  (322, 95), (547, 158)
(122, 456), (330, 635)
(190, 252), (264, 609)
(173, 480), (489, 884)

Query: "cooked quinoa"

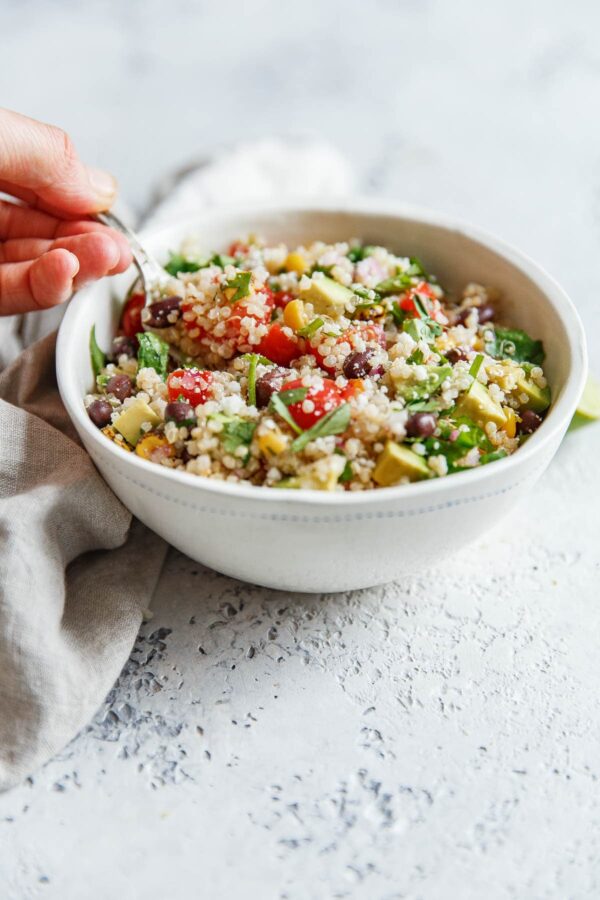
(85, 235), (551, 491)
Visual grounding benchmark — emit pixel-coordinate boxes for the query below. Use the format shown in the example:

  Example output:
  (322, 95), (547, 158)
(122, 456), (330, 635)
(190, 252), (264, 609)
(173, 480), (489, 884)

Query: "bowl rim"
(57, 197), (588, 507)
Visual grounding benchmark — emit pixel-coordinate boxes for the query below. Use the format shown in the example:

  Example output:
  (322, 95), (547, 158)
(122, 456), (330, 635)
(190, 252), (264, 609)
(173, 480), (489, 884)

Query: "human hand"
(0, 108), (133, 315)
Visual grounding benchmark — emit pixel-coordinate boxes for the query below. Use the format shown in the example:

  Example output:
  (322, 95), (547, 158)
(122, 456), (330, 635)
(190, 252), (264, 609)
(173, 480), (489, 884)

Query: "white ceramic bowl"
(57, 201), (587, 592)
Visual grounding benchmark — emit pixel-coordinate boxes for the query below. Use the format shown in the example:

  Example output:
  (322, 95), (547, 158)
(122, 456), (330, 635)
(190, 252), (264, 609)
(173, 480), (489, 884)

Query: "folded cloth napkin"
(0, 138), (354, 790)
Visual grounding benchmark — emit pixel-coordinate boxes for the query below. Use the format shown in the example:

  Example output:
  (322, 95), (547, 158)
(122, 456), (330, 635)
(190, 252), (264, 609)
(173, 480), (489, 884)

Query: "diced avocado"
(373, 440), (430, 486)
(300, 275), (355, 318)
(515, 374), (551, 413)
(454, 380), (507, 429)
(114, 399), (161, 446)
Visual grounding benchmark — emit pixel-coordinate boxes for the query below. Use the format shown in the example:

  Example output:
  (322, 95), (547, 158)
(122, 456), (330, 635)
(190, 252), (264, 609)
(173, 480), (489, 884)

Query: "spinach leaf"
(290, 403), (351, 452)
(484, 326), (545, 365)
(136, 332), (169, 379)
(89, 326), (106, 379)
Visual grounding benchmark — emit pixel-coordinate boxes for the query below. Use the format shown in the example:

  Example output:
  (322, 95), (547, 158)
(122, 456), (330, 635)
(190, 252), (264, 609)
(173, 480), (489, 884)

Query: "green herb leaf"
(225, 271), (252, 301)
(351, 284), (382, 304)
(338, 458), (353, 483)
(469, 354), (484, 378)
(480, 448), (508, 465)
(484, 326), (545, 365)
(347, 245), (375, 263)
(164, 253), (204, 276)
(242, 352), (274, 366)
(407, 256), (427, 277)
(220, 417), (256, 456)
(407, 348), (425, 365)
(290, 403), (351, 452)
(269, 388), (308, 435)
(396, 365), (452, 402)
(136, 332), (169, 379)
(298, 317), (324, 339)
(247, 354), (259, 407)
(211, 253), (236, 268)
(96, 373), (110, 390)
(89, 325), (106, 379)
(375, 273), (416, 295)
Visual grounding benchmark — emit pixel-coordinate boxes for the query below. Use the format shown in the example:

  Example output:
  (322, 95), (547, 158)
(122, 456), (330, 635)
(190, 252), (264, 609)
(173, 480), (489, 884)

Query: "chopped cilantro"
(347, 245), (376, 263)
(89, 325), (106, 379)
(407, 348), (425, 365)
(164, 253), (204, 276)
(136, 332), (169, 379)
(484, 326), (545, 365)
(290, 403), (351, 453)
(397, 365), (452, 402)
(225, 271), (252, 301)
(338, 458), (353, 483)
(221, 417), (256, 456)
(211, 253), (236, 269)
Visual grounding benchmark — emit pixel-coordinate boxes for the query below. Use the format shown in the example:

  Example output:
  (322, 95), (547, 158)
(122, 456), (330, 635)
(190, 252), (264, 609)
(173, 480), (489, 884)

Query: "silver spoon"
(96, 210), (171, 307)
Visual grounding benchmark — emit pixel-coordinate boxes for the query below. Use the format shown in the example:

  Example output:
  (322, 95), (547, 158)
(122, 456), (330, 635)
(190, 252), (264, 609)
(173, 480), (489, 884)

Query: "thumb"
(0, 107), (117, 216)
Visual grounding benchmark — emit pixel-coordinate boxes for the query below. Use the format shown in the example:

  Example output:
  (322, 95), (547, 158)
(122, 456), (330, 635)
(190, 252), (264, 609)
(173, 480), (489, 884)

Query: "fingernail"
(88, 167), (117, 204)
(66, 251), (80, 278)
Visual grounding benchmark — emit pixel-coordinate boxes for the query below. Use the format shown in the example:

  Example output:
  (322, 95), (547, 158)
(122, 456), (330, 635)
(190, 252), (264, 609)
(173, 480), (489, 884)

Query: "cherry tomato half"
(167, 369), (214, 406)
(257, 323), (303, 367)
(120, 292), (145, 338)
(281, 377), (345, 430)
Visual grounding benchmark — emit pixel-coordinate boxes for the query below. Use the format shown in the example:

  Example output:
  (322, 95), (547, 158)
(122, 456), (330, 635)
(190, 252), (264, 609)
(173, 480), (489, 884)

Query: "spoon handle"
(96, 211), (168, 295)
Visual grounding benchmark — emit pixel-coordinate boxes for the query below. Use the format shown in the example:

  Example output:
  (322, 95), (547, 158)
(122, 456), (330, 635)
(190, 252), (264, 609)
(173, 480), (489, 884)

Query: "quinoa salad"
(85, 235), (551, 491)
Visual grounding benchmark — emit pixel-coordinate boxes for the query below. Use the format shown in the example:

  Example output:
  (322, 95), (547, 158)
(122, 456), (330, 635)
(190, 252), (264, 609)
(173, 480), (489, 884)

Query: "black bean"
(109, 336), (137, 361)
(456, 304), (495, 326)
(255, 368), (291, 408)
(455, 307), (474, 326)
(477, 304), (495, 324)
(165, 401), (195, 426)
(87, 399), (113, 429)
(406, 412), (437, 439)
(517, 409), (543, 435)
(343, 350), (374, 379)
(106, 374), (133, 401)
(446, 348), (469, 364)
(145, 296), (182, 328)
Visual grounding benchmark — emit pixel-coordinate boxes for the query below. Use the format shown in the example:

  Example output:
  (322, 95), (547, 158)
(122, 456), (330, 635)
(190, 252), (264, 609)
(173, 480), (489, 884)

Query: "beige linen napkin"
(0, 333), (167, 790)
(0, 138), (354, 790)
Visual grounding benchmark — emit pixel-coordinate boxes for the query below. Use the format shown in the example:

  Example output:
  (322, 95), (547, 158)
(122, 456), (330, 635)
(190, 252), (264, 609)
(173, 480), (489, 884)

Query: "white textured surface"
(1, 1), (600, 897)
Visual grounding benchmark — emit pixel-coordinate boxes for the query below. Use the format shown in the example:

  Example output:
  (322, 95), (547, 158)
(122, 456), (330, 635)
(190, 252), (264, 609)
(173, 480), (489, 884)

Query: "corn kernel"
(136, 433), (174, 461)
(283, 298), (307, 331)
(503, 407), (517, 438)
(284, 252), (307, 274)
(258, 430), (289, 457)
